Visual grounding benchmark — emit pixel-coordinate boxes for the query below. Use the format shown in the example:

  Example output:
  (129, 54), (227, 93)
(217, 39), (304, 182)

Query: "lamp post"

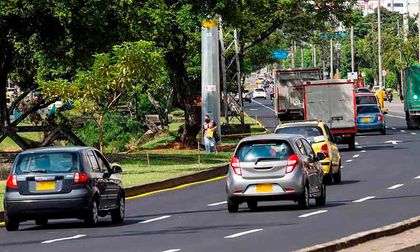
(377, 0), (383, 88)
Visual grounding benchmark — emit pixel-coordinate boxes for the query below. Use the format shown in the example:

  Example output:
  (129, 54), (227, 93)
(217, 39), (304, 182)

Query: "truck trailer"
(404, 66), (420, 129)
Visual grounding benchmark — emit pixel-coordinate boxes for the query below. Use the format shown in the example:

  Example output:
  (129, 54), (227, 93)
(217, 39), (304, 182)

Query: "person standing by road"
(202, 114), (217, 154)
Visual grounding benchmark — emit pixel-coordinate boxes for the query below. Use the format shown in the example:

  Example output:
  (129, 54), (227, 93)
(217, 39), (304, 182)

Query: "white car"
(253, 88), (267, 99)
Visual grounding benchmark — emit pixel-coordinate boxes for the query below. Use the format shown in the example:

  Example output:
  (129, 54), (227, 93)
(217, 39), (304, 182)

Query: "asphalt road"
(2, 99), (420, 252)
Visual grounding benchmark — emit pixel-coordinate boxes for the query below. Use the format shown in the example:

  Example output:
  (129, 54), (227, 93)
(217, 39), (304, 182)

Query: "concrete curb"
(295, 216), (420, 252)
(0, 164), (228, 224)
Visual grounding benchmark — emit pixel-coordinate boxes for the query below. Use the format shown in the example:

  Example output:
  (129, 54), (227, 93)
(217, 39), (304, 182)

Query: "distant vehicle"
(4, 147), (125, 231)
(253, 88), (267, 99)
(256, 77), (265, 85)
(235, 90), (252, 103)
(356, 93), (379, 105)
(273, 68), (322, 121)
(275, 120), (341, 184)
(357, 104), (386, 135)
(303, 80), (357, 150)
(226, 134), (326, 212)
(356, 87), (371, 93)
(403, 66), (420, 129)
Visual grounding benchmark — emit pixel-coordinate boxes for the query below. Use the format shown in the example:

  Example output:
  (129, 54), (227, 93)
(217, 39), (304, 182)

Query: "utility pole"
(291, 41), (295, 68)
(233, 29), (244, 124)
(218, 16), (229, 124)
(330, 37), (334, 79)
(312, 44), (317, 67)
(351, 25), (355, 73)
(378, 0), (383, 88)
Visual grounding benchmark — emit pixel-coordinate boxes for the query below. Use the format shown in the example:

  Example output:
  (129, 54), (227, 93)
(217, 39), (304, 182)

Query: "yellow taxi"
(275, 120), (341, 184)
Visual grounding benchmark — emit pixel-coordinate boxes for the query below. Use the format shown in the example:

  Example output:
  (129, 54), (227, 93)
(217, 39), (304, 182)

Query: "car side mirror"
(315, 152), (326, 161)
(111, 163), (123, 174)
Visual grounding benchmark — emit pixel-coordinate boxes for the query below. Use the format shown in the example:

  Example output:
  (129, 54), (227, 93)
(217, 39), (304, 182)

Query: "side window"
(94, 151), (110, 173)
(324, 125), (335, 142)
(295, 139), (307, 155)
(302, 139), (315, 157)
(87, 151), (101, 173)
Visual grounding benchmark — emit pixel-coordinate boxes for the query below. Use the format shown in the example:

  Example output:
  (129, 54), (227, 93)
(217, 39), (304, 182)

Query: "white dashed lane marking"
(346, 160), (353, 163)
(412, 132), (417, 135)
(361, 150), (366, 153)
(140, 215), (171, 224)
(392, 127), (397, 130)
(415, 175), (420, 179)
(208, 201), (227, 207)
(41, 235), (86, 244)
(298, 210), (328, 218)
(224, 229), (263, 239)
(388, 184), (404, 190)
(401, 130), (406, 133)
(162, 249), (181, 252)
(353, 196), (376, 203)
(252, 99), (276, 112)
(353, 154), (360, 158)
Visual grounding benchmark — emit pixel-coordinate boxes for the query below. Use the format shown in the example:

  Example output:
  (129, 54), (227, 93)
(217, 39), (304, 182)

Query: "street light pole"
(330, 37), (334, 78)
(377, 0), (383, 88)
(418, 0), (420, 62)
(351, 25), (355, 73)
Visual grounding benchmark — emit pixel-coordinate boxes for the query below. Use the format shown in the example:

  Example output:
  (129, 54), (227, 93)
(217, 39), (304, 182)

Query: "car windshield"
(357, 106), (380, 114)
(255, 89), (264, 92)
(356, 96), (377, 105)
(236, 140), (293, 162)
(14, 152), (79, 174)
(275, 126), (322, 142)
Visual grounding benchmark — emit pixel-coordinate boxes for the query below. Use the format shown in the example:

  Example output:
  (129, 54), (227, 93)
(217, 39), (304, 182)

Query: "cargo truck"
(404, 66), (420, 129)
(273, 68), (322, 121)
(303, 80), (357, 150)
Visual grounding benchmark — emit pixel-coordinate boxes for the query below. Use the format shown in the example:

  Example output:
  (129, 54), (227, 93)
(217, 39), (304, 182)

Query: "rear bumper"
(226, 171), (305, 202)
(4, 189), (91, 220)
(320, 161), (331, 174)
(357, 122), (384, 131)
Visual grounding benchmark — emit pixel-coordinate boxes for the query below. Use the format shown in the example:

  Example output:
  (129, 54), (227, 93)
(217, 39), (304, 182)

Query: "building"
(357, 0), (419, 17)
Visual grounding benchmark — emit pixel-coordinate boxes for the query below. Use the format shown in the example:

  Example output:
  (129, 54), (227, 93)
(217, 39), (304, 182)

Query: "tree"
(40, 41), (164, 151)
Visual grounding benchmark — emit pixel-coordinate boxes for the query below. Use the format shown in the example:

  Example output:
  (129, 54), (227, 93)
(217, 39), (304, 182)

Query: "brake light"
(230, 156), (242, 176)
(6, 175), (18, 189)
(74, 172), (89, 184)
(378, 114), (383, 121)
(320, 143), (330, 158)
(286, 154), (299, 173)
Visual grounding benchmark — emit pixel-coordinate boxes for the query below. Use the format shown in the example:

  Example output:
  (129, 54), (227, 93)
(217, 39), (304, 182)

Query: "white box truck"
(303, 80), (357, 150)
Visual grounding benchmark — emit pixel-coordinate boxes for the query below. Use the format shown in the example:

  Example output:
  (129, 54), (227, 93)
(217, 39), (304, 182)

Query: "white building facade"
(357, 0), (418, 17)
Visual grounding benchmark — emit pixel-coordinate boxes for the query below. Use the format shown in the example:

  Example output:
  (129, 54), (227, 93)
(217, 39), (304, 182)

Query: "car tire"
(84, 200), (99, 227)
(324, 166), (333, 185)
(247, 201), (258, 211)
(35, 218), (48, 226)
(5, 214), (19, 231)
(348, 135), (356, 151)
(333, 161), (342, 184)
(227, 198), (239, 213)
(315, 183), (326, 207)
(298, 184), (310, 209)
(111, 195), (125, 224)
(380, 128), (386, 135)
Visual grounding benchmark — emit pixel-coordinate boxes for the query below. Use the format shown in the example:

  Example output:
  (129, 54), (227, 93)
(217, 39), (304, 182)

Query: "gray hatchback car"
(4, 147), (125, 231)
(226, 134), (326, 212)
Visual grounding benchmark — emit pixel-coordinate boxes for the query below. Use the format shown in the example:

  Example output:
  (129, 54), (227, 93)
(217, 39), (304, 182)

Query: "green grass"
(0, 132), (43, 152)
(117, 149), (231, 188)
(0, 181), (3, 212)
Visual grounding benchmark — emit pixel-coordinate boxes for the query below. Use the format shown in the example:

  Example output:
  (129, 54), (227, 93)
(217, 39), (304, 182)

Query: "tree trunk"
(147, 91), (169, 131)
(98, 115), (105, 152)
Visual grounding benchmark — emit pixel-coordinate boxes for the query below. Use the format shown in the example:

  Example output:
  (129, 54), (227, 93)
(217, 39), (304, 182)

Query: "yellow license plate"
(362, 117), (371, 123)
(256, 184), (273, 193)
(36, 181), (56, 191)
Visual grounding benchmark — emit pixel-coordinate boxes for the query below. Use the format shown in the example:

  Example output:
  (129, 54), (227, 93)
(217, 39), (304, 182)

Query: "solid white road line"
(298, 210), (328, 218)
(140, 215), (171, 224)
(401, 130), (406, 133)
(388, 184), (404, 190)
(250, 108), (258, 111)
(361, 150), (366, 153)
(388, 114), (405, 119)
(41, 234), (86, 244)
(252, 99), (276, 112)
(415, 175), (420, 179)
(353, 196), (376, 203)
(392, 127), (397, 130)
(353, 154), (360, 158)
(162, 249), (181, 252)
(346, 160), (353, 163)
(208, 201), (227, 207)
(224, 229), (263, 239)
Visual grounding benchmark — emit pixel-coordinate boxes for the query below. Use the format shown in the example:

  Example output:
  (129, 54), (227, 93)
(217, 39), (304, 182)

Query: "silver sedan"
(226, 134), (326, 212)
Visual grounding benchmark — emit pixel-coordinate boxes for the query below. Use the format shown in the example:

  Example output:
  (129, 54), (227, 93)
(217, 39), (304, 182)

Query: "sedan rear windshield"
(235, 140), (293, 162)
(275, 126), (323, 141)
(14, 152), (79, 174)
(356, 96), (377, 105)
(255, 89), (264, 92)
(357, 106), (380, 114)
